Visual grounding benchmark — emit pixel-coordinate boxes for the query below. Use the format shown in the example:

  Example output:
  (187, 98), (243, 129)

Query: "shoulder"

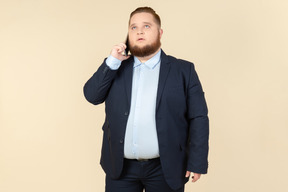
(164, 53), (195, 71)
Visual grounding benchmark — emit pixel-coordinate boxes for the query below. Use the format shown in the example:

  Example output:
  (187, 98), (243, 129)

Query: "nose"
(137, 29), (144, 35)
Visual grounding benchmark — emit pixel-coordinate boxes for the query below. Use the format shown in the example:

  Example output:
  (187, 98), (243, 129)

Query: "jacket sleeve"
(83, 59), (118, 105)
(186, 63), (209, 174)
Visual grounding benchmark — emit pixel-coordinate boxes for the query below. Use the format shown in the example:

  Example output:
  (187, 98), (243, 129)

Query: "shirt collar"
(133, 49), (161, 69)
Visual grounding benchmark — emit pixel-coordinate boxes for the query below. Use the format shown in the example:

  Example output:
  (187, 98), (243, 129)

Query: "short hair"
(129, 7), (161, 27)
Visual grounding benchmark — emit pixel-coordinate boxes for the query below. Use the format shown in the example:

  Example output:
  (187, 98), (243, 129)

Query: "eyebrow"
(130, 22), (153, 27)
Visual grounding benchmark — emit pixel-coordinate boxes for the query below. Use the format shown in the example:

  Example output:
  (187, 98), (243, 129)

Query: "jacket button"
(120, 139), (124, 144)
(124, 112), (128, 116)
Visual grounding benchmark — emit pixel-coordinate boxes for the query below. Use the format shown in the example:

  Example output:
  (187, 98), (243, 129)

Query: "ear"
(159, 28), (163, 38)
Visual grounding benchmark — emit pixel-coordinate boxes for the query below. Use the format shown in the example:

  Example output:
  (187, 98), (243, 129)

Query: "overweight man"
(84, 7), (209, 192)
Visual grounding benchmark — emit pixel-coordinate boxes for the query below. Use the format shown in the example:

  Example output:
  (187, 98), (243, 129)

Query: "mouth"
(137, 38), (145, 41)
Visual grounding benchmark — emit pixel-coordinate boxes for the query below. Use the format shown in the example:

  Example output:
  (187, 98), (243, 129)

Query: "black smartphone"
(124, 35), (130, 56)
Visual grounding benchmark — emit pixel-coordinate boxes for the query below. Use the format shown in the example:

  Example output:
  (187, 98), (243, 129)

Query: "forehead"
(129, 12), (156, 26)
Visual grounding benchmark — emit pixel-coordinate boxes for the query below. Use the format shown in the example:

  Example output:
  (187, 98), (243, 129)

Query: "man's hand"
(185, 171), (201, 183)
(110, 43), (130, 61)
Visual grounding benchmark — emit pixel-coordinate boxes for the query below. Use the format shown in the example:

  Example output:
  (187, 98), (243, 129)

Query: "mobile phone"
(124, 35), (130, 56)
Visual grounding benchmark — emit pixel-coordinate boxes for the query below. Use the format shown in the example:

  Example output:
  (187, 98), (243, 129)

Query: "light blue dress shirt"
(106, 50), (161, 159)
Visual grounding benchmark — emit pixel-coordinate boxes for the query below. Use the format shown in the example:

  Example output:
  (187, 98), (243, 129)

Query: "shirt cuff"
(106, 55), (121, 70)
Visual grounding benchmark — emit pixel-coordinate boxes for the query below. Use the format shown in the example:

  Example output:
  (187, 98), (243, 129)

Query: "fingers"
(110, 43), (129, 61)
(185, 171), (191, 178)
(114, 43), (126, 53)
(186, 171), (202, 183)
(192, 173), (201, 183)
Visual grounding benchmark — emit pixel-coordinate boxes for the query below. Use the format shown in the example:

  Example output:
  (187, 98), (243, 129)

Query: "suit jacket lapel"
(156, 50), (171, 110)
(123, 57), (134, 109)
(123, 51), (170, 111)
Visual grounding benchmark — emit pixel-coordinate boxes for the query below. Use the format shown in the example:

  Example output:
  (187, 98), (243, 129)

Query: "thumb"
(122, 55), (130, 61)
(185, 171), (191, 178)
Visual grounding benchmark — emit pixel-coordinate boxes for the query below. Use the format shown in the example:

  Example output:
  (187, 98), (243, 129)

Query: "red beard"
(129, 33), (161, 57)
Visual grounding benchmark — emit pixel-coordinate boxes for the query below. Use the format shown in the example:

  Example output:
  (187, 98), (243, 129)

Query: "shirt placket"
(132, 64), (144, 159)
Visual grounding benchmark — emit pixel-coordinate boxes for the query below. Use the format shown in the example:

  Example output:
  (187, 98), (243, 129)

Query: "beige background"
(1, 0), (288, 191)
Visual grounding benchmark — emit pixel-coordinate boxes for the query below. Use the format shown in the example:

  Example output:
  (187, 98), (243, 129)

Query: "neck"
(136, 48), (161, 63)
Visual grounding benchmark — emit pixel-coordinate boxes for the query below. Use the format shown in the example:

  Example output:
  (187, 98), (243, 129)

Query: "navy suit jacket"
(84, 50), (209, 190)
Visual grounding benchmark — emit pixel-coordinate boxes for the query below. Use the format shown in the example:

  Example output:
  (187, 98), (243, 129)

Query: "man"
(84, 7), (209, 192)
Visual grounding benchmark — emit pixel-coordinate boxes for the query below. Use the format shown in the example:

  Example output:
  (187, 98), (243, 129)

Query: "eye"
(145, 25), (150, 28)
(131, 26), (136, 30)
